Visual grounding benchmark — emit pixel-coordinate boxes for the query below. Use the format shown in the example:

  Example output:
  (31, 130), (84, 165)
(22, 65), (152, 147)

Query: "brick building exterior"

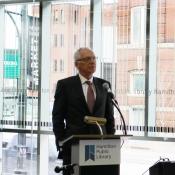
(48, 1), (175, 128)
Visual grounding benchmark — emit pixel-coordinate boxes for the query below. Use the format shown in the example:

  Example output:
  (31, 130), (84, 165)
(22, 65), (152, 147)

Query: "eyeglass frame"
(76, 56), (98, 62)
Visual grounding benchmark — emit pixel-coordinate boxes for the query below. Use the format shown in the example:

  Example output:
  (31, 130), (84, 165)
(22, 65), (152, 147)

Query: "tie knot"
(86, 81), (91, 86)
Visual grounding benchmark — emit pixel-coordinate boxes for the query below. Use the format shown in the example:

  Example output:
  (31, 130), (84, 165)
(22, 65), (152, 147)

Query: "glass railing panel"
(121, 139), (175, 175)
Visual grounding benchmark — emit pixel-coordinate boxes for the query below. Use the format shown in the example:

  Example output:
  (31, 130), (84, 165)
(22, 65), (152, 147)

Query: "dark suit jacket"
(52, 75), (115, 150)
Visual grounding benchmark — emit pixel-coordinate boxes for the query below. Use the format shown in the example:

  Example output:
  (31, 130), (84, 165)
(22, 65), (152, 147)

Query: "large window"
(60, 59), (64, 72)
(54, 10), (58, 24)
(101, 62), (116, 90)
(53, 59), (57, 73)
(61, 9), (64, 24)
(52, 83), (57, 94)
(131, 73), (145, 91)
(1, 1), (175, 175)
(83, 17), (87, 46)
(54, 34), (57, 47)
(74, 10), (78, 24)
(131, 6), (146, 44)
(74, 34), (76, 47)
(129, 107), (144, 135)
(60, 34), (64, 47)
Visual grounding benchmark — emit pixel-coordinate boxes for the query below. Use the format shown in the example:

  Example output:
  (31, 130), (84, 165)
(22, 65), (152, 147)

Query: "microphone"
(102, 83), (115, 99)
(84, 116), (106, 125)
(102, 82), (127, 135)
(54, 164), (76, 173)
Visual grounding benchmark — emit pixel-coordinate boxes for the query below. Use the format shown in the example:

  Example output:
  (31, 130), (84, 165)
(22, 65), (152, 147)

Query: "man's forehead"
(80, 49), (94, 55)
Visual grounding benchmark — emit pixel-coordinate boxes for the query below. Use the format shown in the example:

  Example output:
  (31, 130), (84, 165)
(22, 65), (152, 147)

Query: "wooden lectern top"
(60, 134), (133, 146)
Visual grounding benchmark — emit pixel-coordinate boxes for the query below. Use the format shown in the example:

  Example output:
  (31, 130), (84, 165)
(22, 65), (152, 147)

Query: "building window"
(60, 34), (64, 47)
(53, 59), (57, 73)
(130, 107), (144, 126)
(130, 72), (145, 93)
(129, 107), (144, 136)
(131, 6), (146, 44)
(74, 10), (78, 24)
(54, 10), (58, 24)
(83, 17), (87, 46)
(60, 59), (64, 72)
(74, 35), (76, 47)
(133, 74), (145, 91)
(101, 62), (116, 89)
(54, 34), (57, 47)
(52, 83), (57, 94)
(61, 10), (64, 24)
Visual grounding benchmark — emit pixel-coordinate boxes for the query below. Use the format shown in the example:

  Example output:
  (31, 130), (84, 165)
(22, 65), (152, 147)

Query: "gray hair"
(73, 47), (93, 61)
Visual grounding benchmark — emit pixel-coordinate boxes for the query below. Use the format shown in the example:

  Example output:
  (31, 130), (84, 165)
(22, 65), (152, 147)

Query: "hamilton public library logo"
(85, 145), (95, 161)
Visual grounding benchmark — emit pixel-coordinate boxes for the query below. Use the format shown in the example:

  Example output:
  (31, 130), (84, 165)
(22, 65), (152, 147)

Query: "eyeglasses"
(76, 56), (98, 62)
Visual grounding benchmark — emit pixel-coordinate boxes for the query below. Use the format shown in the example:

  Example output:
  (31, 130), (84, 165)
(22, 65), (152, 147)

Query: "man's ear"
(75, 61), (78, 68)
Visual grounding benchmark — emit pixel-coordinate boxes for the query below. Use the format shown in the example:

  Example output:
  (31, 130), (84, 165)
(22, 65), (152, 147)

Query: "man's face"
(75, 49), (96, 79)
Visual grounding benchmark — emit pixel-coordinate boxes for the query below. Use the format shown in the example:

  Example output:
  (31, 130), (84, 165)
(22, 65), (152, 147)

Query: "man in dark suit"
(52, 47), (115, 175)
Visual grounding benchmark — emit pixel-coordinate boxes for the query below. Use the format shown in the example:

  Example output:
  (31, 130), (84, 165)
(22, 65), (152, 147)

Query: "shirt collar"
(79, 73), (93, 84)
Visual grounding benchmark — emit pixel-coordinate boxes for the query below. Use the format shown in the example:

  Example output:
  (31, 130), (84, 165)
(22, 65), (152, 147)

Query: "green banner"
(4, 49), (20, 78)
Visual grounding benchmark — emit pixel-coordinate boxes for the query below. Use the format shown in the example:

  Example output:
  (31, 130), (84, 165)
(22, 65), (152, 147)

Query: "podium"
(61, 134), (132, 175)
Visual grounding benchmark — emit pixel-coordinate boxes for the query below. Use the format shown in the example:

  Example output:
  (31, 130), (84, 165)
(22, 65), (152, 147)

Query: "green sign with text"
(4, 50), (20, 78)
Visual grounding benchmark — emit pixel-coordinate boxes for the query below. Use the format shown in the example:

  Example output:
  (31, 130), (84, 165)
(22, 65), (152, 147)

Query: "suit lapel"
(92, 77), (100, 113)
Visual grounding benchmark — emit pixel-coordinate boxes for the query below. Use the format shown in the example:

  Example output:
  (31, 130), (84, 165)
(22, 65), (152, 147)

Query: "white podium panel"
(79, 139), (120, 166)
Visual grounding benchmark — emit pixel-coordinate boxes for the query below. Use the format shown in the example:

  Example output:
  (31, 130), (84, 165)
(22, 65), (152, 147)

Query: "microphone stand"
(54, 164), (77, 175)
(69, 166), (75, 175)
(111, 98), (127, 135)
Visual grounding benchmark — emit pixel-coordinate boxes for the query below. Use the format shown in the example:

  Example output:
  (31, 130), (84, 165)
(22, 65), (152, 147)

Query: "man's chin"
(90, 70), (96, 74)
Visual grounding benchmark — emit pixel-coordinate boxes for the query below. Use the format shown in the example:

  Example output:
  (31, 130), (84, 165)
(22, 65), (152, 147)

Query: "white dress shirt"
(78, 73), (96, 102)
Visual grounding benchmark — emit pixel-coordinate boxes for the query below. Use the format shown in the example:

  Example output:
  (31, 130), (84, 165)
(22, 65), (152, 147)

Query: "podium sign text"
(79, 139), (120, 166)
